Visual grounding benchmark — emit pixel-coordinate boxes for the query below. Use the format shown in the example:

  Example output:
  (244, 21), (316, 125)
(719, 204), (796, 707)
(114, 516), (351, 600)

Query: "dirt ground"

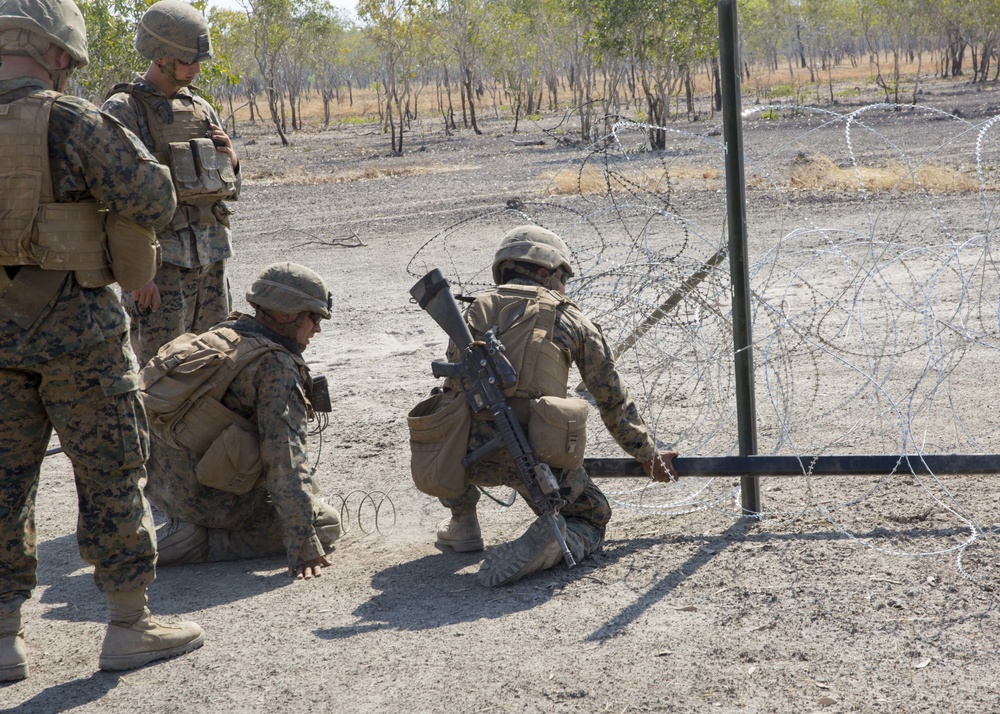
(4, 78), (1000, 714)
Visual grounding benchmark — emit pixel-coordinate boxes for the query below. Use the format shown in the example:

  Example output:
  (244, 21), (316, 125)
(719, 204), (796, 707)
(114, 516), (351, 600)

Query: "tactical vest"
(0, 90), (113, 286)
(110, 84), (236, 230)
(139, 325), (308, 455)
(465, 284), (572, 404)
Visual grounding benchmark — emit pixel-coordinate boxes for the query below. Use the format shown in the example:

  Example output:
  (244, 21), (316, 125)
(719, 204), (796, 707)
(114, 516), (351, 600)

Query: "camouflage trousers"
(441, 419), (612, 564)
(123, 260), (231, 366)
(145, 436), (340, 563)
(0, 333), (156, 613)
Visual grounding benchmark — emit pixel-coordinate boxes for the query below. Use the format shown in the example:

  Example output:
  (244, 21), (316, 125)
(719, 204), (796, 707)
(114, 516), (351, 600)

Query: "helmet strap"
(0, 29), (74, 90)
(256, 308), (309, 347)
(155, 58), (193, 88)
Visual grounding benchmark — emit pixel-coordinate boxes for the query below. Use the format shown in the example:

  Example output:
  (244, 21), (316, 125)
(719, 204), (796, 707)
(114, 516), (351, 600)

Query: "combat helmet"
(0, 0), (89, 89)
(246, 263), (332, 319)
(491, 225), (575, 284)
(135, 0), (213, 64)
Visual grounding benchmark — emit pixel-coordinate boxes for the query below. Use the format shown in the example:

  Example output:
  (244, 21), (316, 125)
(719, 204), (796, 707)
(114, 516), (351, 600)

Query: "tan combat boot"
(99, 589), (204, 672)
(435, 507), (484, 552)
(155, 518), (209, 566)
(477, 513), (567, 587)
(0, 608), (28, 682)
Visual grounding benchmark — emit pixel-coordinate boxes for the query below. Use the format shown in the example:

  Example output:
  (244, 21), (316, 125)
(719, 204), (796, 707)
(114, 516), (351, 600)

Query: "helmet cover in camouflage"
(135, 0), (213, 64)
(247, 262), (332, 319)
(491, 225), (575, 284)
(0, 0), (89, 67)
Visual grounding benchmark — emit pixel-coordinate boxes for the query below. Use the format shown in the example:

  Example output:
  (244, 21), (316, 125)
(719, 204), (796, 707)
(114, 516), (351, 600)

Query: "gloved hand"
(641, 450), (679, 482)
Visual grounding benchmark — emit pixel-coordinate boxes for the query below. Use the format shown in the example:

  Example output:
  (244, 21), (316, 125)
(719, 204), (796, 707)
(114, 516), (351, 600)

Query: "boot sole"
(477, 518), (562, 587)
(435, 536), (485, 553)
(98, 632), (205, 672)
(0, 663), (28, 681)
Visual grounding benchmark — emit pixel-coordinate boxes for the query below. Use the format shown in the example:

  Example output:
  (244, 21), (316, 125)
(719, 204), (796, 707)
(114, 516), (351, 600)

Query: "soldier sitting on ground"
(140, 262), (342, 581)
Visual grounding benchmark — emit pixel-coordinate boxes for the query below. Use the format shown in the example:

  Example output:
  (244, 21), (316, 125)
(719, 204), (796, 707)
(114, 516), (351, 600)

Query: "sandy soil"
(4, 79), (1000, 714)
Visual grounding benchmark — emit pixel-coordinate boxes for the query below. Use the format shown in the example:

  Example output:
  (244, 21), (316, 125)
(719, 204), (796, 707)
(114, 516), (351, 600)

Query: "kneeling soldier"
(140, 262), (342, 581)
(431, 226), (678, 586)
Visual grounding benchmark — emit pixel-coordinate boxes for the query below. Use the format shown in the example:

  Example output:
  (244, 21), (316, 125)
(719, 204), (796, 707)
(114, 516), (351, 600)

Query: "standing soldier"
(103, 0), (239, 366)
(0, 0), (203, 681)
(428, 226), (678, 586)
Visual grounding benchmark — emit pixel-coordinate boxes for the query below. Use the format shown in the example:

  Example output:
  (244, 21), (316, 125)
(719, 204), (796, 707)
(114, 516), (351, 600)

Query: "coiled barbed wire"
(409, 102), (1000, 587)
(325, 489), (397, 537)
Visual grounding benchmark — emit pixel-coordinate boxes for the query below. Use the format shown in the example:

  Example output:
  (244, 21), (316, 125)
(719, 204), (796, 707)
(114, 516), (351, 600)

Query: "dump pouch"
(105, 211), (160, 291)
(528, 395), (589, 471)
(407, 390), (471, 497)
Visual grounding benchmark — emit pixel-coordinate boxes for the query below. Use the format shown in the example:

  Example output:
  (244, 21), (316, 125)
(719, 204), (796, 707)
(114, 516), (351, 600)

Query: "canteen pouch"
(407, 390), (471, 497)
(105, 211), (159, 291)
(528, 395), (589, 471)
(195, 422), (263, 495)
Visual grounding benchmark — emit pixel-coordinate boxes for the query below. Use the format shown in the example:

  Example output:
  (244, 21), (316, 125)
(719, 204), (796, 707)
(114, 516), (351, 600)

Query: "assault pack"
(139, 326), (290, 494)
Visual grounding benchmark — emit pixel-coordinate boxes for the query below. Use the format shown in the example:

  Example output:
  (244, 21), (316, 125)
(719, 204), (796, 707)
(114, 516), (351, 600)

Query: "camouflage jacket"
(473, 279), (657, 462)
(214, 314), (327, 568)
(102, 76), (238, 269)
(0, 78), (175, 368)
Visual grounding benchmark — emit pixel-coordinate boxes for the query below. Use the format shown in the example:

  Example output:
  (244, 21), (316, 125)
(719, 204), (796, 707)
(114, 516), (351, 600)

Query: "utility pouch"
(167, 140), (201, 200)
(195, 422), (263, 495)
(105, 211), (159, 291)
(528, 395), (589, 471)
(407, 389), (471, 497)
(167, 138), (236, 203)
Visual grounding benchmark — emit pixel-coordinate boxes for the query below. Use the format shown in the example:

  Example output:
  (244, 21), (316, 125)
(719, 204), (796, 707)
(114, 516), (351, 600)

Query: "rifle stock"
(411, 269), (576, 569)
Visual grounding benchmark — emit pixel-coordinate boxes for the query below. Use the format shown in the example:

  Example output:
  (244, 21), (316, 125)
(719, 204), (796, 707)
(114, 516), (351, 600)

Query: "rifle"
(410, 268), (576, 569)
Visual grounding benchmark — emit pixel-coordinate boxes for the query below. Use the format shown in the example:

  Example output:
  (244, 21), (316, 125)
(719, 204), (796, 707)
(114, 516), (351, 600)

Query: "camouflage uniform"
(0, 78), (176, 614)
(441, 278), (657, 563)
(102, 77), (237, 366)
(144, 314), (339, 571)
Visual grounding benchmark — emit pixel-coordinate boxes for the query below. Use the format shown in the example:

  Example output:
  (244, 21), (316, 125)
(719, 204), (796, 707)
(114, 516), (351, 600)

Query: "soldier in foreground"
(428, 226), (678, 587)
(140, 263), (342, 581)
(103, 0), (239, 366)
(0, 0), (203, 681)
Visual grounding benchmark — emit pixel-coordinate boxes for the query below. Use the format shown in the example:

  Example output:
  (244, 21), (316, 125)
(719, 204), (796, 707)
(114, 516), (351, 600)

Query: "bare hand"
(132, 280), (161, 312)
(288, 555), (332, 580)
(642, 450), (680, 482)
(208, 122), (238, 170)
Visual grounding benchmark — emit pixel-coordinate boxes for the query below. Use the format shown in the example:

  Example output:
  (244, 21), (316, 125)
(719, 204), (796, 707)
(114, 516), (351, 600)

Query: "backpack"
(139, 326), (283, 455)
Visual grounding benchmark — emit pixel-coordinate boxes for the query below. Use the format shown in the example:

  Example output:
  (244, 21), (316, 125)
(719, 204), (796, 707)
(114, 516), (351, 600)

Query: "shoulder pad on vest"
(104, 82), (139, 102)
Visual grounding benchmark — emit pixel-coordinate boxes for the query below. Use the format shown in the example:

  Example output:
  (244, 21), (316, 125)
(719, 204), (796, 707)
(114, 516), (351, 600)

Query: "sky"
(206, 0), (359, 21)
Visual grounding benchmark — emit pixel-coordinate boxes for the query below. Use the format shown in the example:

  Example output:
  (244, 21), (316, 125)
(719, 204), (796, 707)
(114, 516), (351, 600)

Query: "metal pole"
(717, 0), (760, 514)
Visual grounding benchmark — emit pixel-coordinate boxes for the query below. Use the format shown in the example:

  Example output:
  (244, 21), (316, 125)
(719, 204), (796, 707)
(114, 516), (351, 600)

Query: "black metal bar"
(718, 0), (760, 513)
(584, 454), (1000, 478)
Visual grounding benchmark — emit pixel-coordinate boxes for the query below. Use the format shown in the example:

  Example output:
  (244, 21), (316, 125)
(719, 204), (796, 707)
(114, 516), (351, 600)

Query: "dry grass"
(543, 153), (984, 196)
(543, 163), (723, 195)
(229, 58), (932, 128)
(246, 162), (476, 186)
(785, 152), (981, 193)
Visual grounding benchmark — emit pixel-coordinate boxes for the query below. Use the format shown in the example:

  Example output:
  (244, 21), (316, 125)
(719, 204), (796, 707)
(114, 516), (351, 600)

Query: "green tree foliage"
(73, 0), (151, 102)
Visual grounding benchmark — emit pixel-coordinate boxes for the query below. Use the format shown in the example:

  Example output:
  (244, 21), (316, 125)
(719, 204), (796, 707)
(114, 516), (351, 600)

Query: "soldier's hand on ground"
(132, 280), (161, 312)
(289, 555), (332, 581)
(642, 450), (680, 482)
(208, 123), (238, 170)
